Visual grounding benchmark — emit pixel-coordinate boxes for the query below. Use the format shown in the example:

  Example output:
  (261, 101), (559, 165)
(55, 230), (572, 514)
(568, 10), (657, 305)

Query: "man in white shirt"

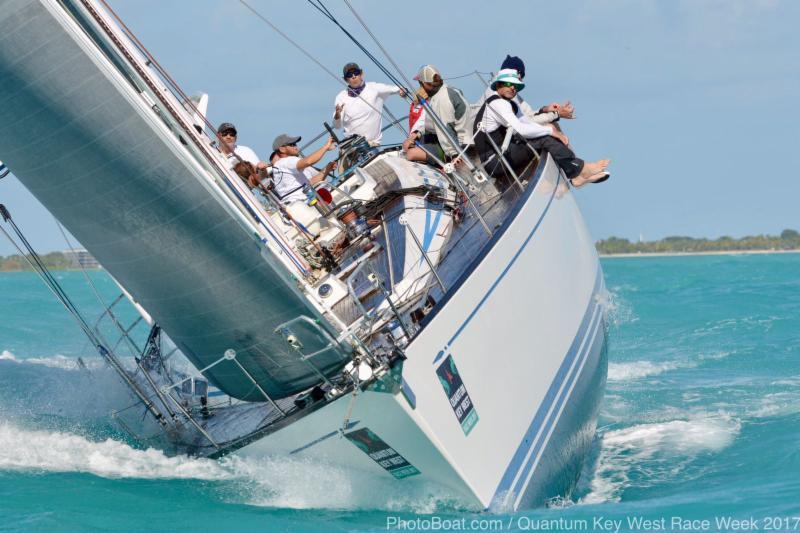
(333, 62), (406, 145)
(479, 56), (575, 128)
(475, 70), (610, 188)
(270, 133), (337, 204)
(217, 122), (266, 172)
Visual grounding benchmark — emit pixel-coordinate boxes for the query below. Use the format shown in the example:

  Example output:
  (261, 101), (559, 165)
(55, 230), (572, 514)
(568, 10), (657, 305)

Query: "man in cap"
(333, 62), (406, 146)
(216, 122), (267, 172)
(403, 65), (471, 165)
(270, 134), (337, 204)
(475, 70), (609, 188)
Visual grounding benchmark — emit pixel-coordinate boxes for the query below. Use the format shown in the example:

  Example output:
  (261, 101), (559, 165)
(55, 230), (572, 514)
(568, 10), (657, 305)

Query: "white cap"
(490, 68), (525, 91)
(414, 64), (441, 83)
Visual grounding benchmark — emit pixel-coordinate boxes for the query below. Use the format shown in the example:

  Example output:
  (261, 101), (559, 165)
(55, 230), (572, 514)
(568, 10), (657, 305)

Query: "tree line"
(597, 229), (800, 255)
(0, 251), (75, 271)
(2, 231), (799, 269)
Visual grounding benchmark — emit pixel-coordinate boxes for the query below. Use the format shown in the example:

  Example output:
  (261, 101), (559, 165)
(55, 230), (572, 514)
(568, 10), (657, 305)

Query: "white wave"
(580, 416), (741, 504)
(0, 349), (102, 370)
(607, 360), (693, 381)
(697, 350), (734, 362)
(749, 392), (800, 418)
(772, 376), (800, 386)
(0, 422), (468, 512)
(608, 350), (733, 382)
(225, 454), (466, 512)
(602, 290), (638, 327)
(0, 422), (228, 479)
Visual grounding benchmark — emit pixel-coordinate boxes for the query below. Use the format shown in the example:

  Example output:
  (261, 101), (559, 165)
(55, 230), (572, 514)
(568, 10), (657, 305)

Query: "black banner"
(345, 428), (421, 479)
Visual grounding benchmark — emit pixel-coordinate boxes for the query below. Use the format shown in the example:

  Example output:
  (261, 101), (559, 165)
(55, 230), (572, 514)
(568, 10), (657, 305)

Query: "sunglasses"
(499, 82), (519, 89)
(282, 142), (298, 148)
(220, 130), (237, 137)
(344, 70), (362, 79)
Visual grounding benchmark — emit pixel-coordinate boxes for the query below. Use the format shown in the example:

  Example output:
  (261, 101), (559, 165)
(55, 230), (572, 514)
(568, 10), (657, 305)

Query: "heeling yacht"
(0, 0), (608, 510)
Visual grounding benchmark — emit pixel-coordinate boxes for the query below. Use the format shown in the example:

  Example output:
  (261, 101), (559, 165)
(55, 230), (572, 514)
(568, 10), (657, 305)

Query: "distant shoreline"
(2, 249), (799, 271)
(0, 268), (102, 272)
(600, 249), (800, 259)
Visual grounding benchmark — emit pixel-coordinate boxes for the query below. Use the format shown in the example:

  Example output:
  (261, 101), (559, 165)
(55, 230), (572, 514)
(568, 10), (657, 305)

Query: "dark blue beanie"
(501, 55), (525, 79)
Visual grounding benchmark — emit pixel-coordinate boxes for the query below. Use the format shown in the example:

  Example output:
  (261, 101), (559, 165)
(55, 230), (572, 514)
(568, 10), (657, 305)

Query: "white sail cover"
(0, 0), (348, 400)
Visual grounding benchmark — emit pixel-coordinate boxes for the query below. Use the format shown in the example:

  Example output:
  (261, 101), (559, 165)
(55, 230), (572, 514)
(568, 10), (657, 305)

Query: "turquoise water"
(2, 254), (800, 531)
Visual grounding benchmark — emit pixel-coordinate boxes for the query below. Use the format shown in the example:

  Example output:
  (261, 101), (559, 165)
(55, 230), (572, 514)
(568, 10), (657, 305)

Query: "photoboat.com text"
(385, 514), (800, 532)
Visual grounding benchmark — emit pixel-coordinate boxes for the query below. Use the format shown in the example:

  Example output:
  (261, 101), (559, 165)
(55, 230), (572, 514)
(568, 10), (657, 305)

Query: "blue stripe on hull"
(516, 314), (607, 508)
(489, 268), (605, 510)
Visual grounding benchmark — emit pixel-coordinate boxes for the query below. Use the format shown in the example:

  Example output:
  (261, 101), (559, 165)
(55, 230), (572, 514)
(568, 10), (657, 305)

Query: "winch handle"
(323, 122), (340, 144)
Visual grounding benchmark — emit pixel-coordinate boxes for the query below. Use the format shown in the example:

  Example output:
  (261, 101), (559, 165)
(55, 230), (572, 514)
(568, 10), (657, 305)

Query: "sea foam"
(0, 349), (102, 370)
(607, 360), (692, 381)
(0, 422), (228, 479)
(0, 421), (469, 512)
(580, 416), (741, 504)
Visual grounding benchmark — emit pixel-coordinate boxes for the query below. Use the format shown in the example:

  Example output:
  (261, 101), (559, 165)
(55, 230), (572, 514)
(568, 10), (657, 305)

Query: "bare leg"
(405, 147), (429, 162)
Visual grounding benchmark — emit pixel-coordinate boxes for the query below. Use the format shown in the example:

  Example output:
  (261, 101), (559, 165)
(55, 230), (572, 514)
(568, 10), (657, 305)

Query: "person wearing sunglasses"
(269, 133), (337, 204)
(333, 62), (407, 146)
(474, 70), (610, 188)
(480, 56), (575, 128)
(216, 122), (266, 172)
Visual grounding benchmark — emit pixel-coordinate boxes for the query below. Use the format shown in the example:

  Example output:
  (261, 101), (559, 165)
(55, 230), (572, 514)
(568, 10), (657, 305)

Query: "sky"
(1, 0), (799, 254)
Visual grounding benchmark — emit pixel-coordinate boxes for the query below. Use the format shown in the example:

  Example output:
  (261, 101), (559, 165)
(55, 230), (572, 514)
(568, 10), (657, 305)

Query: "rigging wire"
(237, 0), (408, 138)
(445, 70), (494, 81)
(0, 204), (166, 425)
(307, 0), (406, 90)
(340, 0), (415, 90)
(54, 218), (141, 359)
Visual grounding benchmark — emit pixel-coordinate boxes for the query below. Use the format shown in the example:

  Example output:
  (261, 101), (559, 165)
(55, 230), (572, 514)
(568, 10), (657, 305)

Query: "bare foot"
(571, 172), (610, 189)
(578, 159), (610, 177)
(570, 159), (610, 187)
(571, 159), (611, 188)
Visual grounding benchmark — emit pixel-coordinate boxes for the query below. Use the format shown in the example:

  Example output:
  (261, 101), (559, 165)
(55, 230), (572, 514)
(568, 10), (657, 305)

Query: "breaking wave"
(0, 421), (468, 512)
(603, 289), (637, 327)
(608, 350), (733, 382)
(579, 416), (741, 504)
(607, 360), (692, 381)
(0, 350), (468, 512)
(0, 349), (103, 370)
(0, 422), (227, 479)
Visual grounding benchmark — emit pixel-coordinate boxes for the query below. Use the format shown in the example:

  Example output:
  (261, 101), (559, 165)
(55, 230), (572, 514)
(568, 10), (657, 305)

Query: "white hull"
(238, 157), (608, 510)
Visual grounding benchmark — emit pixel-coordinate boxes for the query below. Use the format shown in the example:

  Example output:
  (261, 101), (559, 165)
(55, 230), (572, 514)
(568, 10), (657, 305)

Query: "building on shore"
(62, 248), (101, 269)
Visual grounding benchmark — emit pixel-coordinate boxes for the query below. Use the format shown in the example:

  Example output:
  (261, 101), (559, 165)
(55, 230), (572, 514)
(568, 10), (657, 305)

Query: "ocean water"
(1, 254), (800, 532)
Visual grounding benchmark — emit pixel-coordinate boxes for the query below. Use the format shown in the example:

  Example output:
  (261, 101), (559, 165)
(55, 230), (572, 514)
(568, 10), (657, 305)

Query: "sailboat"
(0, 0), (608, 510)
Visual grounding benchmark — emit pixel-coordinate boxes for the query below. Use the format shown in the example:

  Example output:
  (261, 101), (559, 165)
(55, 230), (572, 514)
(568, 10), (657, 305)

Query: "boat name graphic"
(436, 355), (479, 435)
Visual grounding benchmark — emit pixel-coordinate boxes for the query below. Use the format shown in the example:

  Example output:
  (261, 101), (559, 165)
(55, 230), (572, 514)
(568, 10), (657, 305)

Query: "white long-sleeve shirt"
(333, 82), (401, 144)
(479, 87), (559, 125)
(482, 94), (552, 139)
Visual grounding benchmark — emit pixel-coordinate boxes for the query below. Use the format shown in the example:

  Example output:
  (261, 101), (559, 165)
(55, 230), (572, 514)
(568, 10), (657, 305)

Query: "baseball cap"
(414, 65), (441, 83)
(342, 62), (361, 77)
(217, 122), (237, 135)
(272, 134), (302, 151)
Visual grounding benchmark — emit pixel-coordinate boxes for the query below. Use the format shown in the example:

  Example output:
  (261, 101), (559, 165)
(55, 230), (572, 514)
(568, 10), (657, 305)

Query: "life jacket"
(408, 101), (425, 132)
(473, 94), (518, 161)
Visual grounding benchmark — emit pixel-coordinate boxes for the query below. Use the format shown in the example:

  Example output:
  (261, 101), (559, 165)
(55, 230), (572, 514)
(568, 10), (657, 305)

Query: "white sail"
(0, 0), (347, 400)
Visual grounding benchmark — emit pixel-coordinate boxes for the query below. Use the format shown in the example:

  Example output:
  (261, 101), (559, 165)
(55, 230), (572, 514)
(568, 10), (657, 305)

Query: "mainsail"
(0, 0), (348, 400)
